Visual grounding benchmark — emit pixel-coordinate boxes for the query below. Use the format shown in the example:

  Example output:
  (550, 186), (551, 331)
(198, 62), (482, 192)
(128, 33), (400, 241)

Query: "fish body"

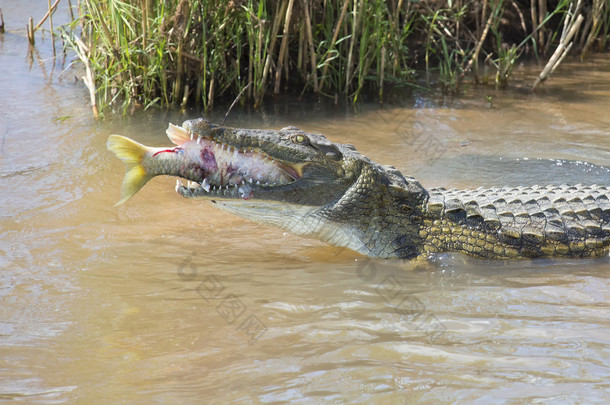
(107, 122), (295, 206)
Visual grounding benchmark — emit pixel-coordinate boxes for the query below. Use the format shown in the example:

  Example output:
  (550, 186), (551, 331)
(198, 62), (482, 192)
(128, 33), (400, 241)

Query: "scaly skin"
(423, 185), (610, 258)
(113, 118), (610, 259)
(169, 119), (610, 259)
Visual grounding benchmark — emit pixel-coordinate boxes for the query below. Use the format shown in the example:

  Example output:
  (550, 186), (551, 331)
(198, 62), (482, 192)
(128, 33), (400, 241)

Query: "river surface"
(1, 2), (610, 404)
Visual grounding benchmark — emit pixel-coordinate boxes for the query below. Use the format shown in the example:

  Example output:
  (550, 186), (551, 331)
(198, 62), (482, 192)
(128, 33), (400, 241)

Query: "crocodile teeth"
(190, 133), (194, 140)
(175, 179), (180, 192)
(247, 177), (253, 183)
(238, 184), (252, 199)
(256, 180), (260, 185)
(196, 137), (202, 144)
(233, 150), (239, 159)
(202, 177), (210, 192)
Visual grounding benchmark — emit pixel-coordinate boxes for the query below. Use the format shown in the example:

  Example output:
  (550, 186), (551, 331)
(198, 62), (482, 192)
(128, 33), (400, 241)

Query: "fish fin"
(106, 135), (152, 206)
(166, 123), (191, 145)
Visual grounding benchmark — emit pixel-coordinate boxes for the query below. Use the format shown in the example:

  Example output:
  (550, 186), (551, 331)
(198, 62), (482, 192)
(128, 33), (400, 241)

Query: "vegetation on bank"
(52, 0), (610, 117)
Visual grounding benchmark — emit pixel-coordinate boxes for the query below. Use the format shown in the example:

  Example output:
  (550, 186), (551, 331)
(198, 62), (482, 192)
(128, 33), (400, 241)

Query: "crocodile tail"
(106, 135), (152, 206)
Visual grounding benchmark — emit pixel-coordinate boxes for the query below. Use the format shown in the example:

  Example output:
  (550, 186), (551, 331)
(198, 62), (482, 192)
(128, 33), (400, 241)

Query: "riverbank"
(19, 0), (610, 117)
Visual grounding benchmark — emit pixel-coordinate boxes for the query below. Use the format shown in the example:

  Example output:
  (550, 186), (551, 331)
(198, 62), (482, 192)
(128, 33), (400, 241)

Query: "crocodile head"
(173, 118), (428, 258)
(173, 118), (358, 204)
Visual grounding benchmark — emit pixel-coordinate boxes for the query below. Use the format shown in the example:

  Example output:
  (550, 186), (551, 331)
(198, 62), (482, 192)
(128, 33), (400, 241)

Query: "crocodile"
(107, 118), (610, 259)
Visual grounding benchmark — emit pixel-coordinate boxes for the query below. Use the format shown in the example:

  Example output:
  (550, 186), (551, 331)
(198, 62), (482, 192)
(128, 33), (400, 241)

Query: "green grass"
(58, 0), (610, 117)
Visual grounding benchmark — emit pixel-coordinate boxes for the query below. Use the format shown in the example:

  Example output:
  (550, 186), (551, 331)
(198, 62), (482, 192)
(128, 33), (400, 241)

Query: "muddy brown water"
(1, 2), (610, 404)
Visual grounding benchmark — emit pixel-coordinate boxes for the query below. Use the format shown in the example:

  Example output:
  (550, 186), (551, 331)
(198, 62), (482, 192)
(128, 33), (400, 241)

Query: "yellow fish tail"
(106, 135), (152, 206)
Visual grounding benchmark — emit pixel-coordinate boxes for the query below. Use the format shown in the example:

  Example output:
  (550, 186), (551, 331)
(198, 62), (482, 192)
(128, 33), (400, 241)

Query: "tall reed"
(59, 0), (610, 117)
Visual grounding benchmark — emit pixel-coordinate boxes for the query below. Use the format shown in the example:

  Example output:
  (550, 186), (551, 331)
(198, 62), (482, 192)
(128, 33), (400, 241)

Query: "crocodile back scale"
(424, 184), (610, 258)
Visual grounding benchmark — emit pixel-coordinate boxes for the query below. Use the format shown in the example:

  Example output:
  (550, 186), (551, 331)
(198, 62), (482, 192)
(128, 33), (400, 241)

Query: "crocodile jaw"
(212, 199), (363, 252)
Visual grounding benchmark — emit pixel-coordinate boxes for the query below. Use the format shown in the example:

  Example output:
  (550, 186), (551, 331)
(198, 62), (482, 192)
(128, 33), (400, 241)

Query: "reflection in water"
(1, 2), (610, 403)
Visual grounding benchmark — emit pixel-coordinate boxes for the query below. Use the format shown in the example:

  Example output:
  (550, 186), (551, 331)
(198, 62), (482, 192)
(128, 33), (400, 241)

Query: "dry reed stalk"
(578, 6), (594, 49)
(27, 17), (35, 45)
(345, 0), (359, 92)
(581, 0), (604, 58)
(274, 0), (295, 95)
(181, 84), (189, 109)
(34, 0), (61, 32)
(318, 0), (350, 92)
(301, 0), (319, 93)
(48, 0), (56, 56)
(510, 0), (527, 34)
(393, 0), (404, 68)
(481, 0), (488, 40)
(530, 0), (537, 48)
(73, 36), (99, 119)
(299, 20), (306, 73)
(394, 0), (403, 26)
(260, 0), (285, 101)
(297, 20), (303, 74)
(67, 0), (74, 21)
(253, 19), (263, 100)
(221, 81), (252, 126)
(196, 57), (203, 105)
(284, 26), (290, 85)
(532, 0), (584, 91)
(96, 11), (117, 55)
(207, 76), (215, 110)
(463, 0), (493, 78)
(454, 0), (461, 43)
(141, 0), (148, 49)
(379, 44), (385, 104)
(537, 0), (547, 49)
(174, 41), (184, 104)
(248, 33), (254, 100)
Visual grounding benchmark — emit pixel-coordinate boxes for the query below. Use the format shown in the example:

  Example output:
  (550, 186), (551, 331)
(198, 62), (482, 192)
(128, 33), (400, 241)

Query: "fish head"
(173, 118), (364, 207)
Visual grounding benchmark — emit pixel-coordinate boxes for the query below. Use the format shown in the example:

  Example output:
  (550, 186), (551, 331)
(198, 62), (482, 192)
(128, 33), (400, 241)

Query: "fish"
(106, 119), (298, 206)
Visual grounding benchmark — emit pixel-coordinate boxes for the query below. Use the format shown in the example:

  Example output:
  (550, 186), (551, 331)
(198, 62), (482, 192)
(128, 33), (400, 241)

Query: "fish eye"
(291, 134), (310, 145)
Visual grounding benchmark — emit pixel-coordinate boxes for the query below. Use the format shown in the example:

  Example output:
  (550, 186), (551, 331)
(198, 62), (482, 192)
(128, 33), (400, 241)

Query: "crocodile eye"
(291, 134), (310, 145)
(401, 204), (413, 213)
